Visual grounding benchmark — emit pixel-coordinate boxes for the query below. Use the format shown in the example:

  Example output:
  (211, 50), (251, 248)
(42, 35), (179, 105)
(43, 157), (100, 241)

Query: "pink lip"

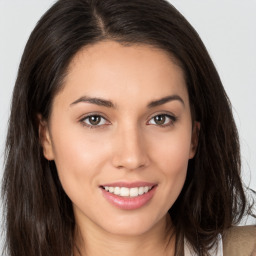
(100, 182), (157, 210)
(101, 181), (156, 188)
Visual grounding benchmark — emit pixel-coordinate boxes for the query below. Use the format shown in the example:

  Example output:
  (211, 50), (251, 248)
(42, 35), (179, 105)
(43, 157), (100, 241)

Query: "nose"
(111, 126), (149, 170)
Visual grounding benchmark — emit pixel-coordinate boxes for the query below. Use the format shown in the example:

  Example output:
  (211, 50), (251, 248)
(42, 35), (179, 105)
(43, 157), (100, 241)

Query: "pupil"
(89, 116), (100, 125)
(154, 115), (165, 125)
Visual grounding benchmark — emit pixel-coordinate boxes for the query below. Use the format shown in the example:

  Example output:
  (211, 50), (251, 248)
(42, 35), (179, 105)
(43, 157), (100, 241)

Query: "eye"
(80, 115), (110, 128)
(148, 114), (176, 127)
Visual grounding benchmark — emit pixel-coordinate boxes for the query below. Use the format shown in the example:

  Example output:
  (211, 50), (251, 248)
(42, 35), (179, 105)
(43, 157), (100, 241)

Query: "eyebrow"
(147, 95), (185, 108)
(70, 96), (115, 108)
(70, 94), (184, 108)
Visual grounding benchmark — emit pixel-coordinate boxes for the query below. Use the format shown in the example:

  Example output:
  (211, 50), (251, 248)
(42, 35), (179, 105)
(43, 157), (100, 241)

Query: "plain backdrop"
(0, 0), (255, 252)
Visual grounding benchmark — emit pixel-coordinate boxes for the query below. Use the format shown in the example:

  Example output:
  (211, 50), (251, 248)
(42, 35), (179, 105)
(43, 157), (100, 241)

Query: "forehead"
(55, 40), (189, 108)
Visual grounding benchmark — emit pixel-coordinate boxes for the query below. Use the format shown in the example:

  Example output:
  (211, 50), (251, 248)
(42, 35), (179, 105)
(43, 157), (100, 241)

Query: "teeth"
(114, 187), (120, 195)
(129, 187), (138, 197)
(103, 186), (153, 197)
(120, 187), (130, 197)
(138, 187), (144, 195)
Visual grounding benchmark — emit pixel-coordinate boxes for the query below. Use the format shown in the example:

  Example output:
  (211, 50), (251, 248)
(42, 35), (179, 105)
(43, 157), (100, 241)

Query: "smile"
(100, 183), (157, 210)
(102, 186), (153, 197)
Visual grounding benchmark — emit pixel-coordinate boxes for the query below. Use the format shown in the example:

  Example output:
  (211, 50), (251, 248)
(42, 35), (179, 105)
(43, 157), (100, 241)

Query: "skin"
(40, 41), (199, 256)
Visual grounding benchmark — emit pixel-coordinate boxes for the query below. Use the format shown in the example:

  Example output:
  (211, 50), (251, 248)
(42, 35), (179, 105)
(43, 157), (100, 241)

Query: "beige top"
(184, 234), (223, 256)
(222, 225), (256, 256)
(185, 226), (256, 256)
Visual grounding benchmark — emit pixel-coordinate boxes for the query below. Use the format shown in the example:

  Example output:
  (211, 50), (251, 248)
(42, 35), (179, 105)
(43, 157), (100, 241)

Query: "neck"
(73, 214), (175, 256)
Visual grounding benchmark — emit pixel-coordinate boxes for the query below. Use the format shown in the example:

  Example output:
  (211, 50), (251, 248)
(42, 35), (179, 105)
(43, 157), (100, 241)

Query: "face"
(40, 41), (198, 237)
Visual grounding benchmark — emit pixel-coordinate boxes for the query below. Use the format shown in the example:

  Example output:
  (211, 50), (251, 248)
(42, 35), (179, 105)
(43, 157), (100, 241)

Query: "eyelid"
(78, 111), (110, 122)
(147, 111), (177, 120)
(79, 112), (111, 128)
(78, 111), (177, 129)
(147, 112), (177, 127)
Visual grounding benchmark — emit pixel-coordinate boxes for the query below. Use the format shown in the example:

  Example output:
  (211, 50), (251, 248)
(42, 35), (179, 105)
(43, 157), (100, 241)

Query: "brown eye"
(88, 116), (101, 125)
(148, 114), (177, 127)
(154, 115), (166, 125)
(81, 115), (109, 127)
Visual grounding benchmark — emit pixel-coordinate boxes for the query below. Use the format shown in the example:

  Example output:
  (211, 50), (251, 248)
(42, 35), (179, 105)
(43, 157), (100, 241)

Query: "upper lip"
(100, 181), (157, 188)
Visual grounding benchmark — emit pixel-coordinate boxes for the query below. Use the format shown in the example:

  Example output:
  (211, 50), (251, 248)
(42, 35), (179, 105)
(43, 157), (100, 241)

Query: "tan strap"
(223, 225), (256, 256)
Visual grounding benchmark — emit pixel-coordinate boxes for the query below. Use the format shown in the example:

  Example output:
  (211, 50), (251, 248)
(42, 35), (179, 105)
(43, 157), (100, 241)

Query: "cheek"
(160, 140), (189, 189)
(150, 128), (191, 207)
(50, 124), (111, 196)
(152, 127), (192, 171)
(156, 151), (188, 213)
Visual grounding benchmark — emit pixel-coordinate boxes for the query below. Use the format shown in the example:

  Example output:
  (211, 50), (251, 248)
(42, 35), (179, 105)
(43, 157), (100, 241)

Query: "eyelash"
(79, 113), (177, 129)
(80, 114), (110, 129)
(147, 113), (177, 127)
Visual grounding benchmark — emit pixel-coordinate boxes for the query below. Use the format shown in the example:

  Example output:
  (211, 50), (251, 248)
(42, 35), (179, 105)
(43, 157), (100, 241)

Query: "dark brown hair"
(2, 0), (247, 255)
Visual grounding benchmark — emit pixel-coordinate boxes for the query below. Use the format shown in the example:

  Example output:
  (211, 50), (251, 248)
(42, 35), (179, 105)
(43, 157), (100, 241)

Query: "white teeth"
(138, 187), (144, 195)
(103, 186), (153, 197)
(120, 187), (130, 197)
(129, 187), (139, 197)
(114, 187), (120, 195)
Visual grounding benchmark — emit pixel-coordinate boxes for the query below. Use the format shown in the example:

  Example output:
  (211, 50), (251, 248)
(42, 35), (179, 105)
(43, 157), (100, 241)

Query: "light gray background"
(0, 0), (255, 252)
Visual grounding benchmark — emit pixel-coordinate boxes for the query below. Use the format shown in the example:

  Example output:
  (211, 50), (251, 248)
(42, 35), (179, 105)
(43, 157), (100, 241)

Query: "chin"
(100, 213), (167, 237)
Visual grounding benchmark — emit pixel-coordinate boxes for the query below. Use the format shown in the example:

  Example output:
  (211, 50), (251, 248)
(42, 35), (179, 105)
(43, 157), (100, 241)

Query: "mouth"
(99, 183), (157, 210)
(100, 185), (155, 198)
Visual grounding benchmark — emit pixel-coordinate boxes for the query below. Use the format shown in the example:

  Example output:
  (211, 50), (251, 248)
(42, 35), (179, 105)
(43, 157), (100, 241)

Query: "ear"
(38, 114), (55, 160)
(189, 121), (200, 159)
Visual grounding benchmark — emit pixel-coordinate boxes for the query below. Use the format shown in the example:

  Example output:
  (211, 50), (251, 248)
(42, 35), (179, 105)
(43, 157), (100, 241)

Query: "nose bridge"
(111, 122), (148, 170)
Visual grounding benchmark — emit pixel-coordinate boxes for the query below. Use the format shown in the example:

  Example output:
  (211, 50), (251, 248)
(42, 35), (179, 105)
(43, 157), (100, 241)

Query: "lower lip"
(101, 186), (157, 210)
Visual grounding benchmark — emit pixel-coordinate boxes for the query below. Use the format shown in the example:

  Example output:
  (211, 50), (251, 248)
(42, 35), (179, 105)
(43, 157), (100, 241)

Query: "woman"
(2, 0), (255, 255)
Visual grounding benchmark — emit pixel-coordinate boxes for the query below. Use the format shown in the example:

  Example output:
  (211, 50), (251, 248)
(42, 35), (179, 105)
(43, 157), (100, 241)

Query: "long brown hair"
(2, 0), (247, 255)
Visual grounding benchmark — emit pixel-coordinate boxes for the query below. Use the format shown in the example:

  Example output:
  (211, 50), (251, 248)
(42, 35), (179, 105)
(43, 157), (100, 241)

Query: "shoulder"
(222, 225), (256, 256)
